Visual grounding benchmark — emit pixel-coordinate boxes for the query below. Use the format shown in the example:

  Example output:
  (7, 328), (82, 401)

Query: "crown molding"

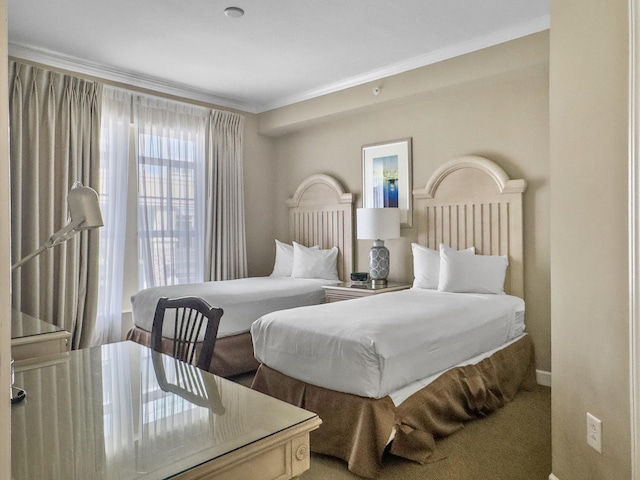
(258, 15), (550, 113)
(8, 43), (258, 114)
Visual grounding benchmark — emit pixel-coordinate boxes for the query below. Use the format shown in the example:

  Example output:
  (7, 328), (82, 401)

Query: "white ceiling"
(8, 0), (550, 114)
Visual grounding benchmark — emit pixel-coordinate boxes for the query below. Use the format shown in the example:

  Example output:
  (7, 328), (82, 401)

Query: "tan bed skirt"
(251, 334), (537, 479)
(126, 327), (259, 378)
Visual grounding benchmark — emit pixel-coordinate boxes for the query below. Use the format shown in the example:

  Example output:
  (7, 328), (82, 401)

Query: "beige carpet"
(228, 373), (551, 479)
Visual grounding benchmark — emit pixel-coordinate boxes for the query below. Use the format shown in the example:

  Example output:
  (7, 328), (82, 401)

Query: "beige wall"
(253, 32), (552, 373)
(549, 0), (631, 479)
(242, 114), (280, 277)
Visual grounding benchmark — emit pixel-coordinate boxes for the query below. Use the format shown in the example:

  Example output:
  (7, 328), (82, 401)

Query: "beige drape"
(9, 61), (102, 349)
(205, 110), (247, 281)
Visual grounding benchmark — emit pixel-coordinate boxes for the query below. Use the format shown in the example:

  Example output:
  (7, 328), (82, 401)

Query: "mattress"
(251, 288), (525, 398)
(131, 276), (338, 339)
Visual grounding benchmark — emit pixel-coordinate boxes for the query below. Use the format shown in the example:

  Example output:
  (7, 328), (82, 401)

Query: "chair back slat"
(151, 351), (226, 413)
(150, 296), (224, 371)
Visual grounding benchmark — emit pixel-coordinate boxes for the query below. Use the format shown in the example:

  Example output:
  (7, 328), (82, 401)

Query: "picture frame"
(362, 137), (412, 227)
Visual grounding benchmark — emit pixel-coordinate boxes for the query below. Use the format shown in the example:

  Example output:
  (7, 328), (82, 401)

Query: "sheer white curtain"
(94, 92), (246, 344)
(205, 110), (247, 281)
(95, 86), (131, 345)
(134, 96), (208, 288)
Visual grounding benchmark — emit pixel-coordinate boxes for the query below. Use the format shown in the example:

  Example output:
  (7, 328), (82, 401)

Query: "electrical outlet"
(587, 412), (602, 453)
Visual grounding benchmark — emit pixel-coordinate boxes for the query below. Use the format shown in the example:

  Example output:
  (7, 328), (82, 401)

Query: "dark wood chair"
(150, 296), (224, 371)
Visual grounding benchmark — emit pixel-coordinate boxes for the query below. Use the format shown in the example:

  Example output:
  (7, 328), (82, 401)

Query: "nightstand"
(322, 282), (411, 303)
(11, 310), (71, 365)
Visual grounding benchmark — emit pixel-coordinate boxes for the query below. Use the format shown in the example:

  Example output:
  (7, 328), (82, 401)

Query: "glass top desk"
(11, 341), (320, 480)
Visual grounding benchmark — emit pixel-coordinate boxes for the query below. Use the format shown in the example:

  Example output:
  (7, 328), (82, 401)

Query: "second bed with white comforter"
(132, 276), (337, 339)
(251, 288), (525, 399)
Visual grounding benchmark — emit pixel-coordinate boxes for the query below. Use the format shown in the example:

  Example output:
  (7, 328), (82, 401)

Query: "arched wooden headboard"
(286, 174), (354, 282)
(413, 156), (527, 297)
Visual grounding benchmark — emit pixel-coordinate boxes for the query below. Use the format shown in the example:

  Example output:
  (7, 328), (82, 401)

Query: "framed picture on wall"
(362, 137), (412, 227)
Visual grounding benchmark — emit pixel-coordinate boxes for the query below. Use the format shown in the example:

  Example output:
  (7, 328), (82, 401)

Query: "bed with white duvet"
(252, 288), (525, 399)
(126, 240), (343, 377)
(132, 276), (335, 340)
(250, 288), (534, 479)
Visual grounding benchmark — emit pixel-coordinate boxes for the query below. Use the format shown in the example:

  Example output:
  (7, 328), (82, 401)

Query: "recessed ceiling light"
(224, 7), (245, 18)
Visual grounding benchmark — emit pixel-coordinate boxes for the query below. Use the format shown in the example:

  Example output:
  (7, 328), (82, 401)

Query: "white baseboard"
(549, 474), (559, 480)
(536, 369), (551, 387)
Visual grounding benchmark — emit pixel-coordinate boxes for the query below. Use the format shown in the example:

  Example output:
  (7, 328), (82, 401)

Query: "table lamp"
(357, 208), (400, 287)
(12, 181), (104, 270)
(10, 182), (103, 404)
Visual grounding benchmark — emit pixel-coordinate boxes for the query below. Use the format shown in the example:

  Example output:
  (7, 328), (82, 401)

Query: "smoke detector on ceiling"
(224, 7), (245, 18)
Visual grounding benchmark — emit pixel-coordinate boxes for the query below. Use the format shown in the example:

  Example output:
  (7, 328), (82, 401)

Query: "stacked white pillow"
(412, 243), (508, 294)
(411, 243), (474, 289)
(270, 239), (339, 281)
(270, 239), (300, 277)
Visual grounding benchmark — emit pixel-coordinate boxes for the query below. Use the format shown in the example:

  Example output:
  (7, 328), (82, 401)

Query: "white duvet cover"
(131, 277), (337, 339)
(251, 288), (525, 398)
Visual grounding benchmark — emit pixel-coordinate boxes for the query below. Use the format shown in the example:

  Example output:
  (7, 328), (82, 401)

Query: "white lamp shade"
(68, 183), (104, 230)
(357, 208), (400, 240)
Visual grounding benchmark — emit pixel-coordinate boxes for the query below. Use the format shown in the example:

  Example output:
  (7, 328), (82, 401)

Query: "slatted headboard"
(286, 174), (354, 282)
(412, 156), (527, 297)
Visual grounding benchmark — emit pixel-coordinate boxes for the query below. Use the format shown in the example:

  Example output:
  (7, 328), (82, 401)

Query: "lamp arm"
(11, 245), (48, 271)
(11, 218), (84, 271)
(46, 218), (83, 248)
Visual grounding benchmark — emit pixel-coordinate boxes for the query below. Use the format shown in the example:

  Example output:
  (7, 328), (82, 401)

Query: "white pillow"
(291, 242), (339, 280)
(270, 240), (319, 277)
(412, 243), (474, 289)
(270, 240), (295, 277)
(438, 244), (508, 294)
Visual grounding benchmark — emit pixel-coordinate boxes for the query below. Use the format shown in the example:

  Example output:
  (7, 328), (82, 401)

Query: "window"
(134, 97), (208, 289)
(96, 90), (245, 346)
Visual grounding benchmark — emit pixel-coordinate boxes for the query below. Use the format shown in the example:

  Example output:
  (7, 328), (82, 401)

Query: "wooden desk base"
(175, 418), (320, 480)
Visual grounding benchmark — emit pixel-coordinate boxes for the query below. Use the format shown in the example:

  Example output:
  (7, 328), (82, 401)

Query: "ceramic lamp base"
(368, 240), (390, 286)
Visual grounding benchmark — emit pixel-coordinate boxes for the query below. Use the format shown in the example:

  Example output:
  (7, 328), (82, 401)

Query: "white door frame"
(0, 0), (11, 477)
(629, 1), (640, 478)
